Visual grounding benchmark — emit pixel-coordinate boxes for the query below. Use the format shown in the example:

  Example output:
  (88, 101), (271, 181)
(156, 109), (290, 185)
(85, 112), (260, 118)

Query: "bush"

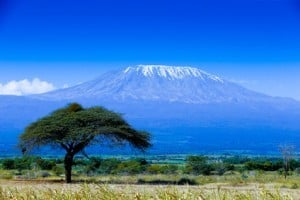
(223, 156), (251, 164)
(291, 183), (299, 189)
(2, 158), (15, 170)
(244, 160), (282, 171)
(146, 164), (178, 174)
(294, 167), (300, 175)
(1, 157), (33, 171)
(177, 177), (197, 185)
(162, 165), (178, 174)
(52, 165), (64, 176)
(98, 158), (121, 174)
(15, 157), (33, 171)
(290, 159), (300, 170)
(37, 171), (51, 178)
(212, 163), (227, 176)
(36, 158), (56, 170)
(84, 157), (102, 175)
(115, 160), (144, 175)
(185, 156), (213, 175)
(146, 164), (162, 174)
(0, 173), (13, 179)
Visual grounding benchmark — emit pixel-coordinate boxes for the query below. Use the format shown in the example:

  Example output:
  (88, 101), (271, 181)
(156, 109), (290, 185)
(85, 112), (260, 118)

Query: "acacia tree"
(19, 103), (151, 183)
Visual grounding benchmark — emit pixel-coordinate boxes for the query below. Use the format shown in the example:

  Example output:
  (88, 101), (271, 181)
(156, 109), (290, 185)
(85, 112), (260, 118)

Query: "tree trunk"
(284, 161), (288, 179)
(64, 152), (74, 183)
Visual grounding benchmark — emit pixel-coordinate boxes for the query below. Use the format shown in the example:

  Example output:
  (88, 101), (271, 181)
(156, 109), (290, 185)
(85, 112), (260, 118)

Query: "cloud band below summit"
(0, 78), (55, 96)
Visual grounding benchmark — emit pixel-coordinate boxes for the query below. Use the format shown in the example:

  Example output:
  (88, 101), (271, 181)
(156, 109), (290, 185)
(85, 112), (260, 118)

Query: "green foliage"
(289, 159), (300, 170)
(84, 157), (102, 175)
(19, 103), (151, 153)
(244, 160), (283, 171)
(36, 157), (56, 170)
(146, 164), (162, 174)
(1, 158), (15, 170)
(1, 155), (300, 179)
(19, 103), (151, 183)
(294, 167), (300, 175)
(212, 163), (234, 175)
(95, 158), (148, 175)
(97, 158), (122, 174)
(185, 155), (213, 175)
(15, 157), (33, 172)
(146, 164), (178, 174)
(291, 183), (299, 189)
(177, 177), (197, 185)
(37, 171), (51, 178)
(222, 156), (251, 165)
(115, 160), (144, 175)
(1, 157), (33, 171)
(52, 165), (64, 176)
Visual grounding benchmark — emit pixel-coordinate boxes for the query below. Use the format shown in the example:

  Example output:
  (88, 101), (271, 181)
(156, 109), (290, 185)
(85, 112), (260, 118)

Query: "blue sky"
(0, 0), (300, 99)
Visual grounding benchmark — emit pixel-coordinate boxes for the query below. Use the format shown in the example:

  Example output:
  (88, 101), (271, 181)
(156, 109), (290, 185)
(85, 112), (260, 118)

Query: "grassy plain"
(1, 155), (300, 199)
(1, 173), (300, 199)
(0, 180), (299, 199)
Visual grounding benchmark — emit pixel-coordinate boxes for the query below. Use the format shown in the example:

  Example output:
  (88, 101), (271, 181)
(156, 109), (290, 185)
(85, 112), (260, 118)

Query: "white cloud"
(0, 78), (56, 96)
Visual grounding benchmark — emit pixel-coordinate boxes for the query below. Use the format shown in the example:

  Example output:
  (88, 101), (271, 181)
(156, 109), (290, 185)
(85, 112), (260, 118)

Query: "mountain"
(1, 65), (300, 155)
(38, 65), (274, 103)
(35, 65), (300, 126)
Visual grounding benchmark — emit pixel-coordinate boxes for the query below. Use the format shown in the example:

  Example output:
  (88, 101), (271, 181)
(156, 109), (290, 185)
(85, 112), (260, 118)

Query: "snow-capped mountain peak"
(36, 65), (268, 104)
(124, 65), (224, 82)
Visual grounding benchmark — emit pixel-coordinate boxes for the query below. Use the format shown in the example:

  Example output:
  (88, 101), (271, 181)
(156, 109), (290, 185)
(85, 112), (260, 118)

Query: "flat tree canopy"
(19, 103), (151, 183)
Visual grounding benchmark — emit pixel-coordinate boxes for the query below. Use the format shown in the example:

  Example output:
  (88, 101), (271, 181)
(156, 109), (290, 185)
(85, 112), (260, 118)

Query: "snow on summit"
(124, 65), (224, 82)
(37, 64), (269, 103)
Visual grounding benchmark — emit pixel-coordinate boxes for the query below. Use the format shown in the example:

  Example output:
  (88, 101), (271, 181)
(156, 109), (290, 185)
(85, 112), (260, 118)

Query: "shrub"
(98, 158), (121, 174)
(185, 156), (213, 175)
(146, 164), (178, 174)
(294, 167), (300, 175)
(212, 163), (227, 176)
(37, 171), (51, 178)
(14, 157), (33, 171)
(2, 157), (33, 171)
(36, 158), (56, 170)
(291, 183), (299, 189)
(115, 160), (144, 175)
(2, 158), (15, 170)
(290, 159), (300, 170)
(52, 165), (64, 176)
(162, 164), (178, 174)
(177, 177), (197, 185)
(223, 156), (251, 164)
(146, 164), (162, 174)
(244, 160), (282, 171)
(84, 157), (102, 175)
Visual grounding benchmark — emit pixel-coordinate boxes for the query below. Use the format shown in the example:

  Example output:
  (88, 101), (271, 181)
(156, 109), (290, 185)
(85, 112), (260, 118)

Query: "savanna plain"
(1, 155), (300, 199)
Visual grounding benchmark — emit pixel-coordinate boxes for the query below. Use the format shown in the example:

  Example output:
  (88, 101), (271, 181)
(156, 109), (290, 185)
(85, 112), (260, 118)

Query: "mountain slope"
(37, 65), (274, 103)
(32, 65), (300, 127)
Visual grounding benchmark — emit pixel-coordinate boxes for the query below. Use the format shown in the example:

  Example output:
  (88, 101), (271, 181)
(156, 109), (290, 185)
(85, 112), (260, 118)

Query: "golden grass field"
(1, 171), (300, 199)
(1, 180), (300, 200)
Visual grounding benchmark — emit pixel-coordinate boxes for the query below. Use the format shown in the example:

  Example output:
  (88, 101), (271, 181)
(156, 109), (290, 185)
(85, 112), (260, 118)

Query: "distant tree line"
(1, 155), (299, 177)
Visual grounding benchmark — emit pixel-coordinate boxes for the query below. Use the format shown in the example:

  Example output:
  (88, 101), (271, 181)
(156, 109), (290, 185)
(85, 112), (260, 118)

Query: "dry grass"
(0, 180), (299, 200)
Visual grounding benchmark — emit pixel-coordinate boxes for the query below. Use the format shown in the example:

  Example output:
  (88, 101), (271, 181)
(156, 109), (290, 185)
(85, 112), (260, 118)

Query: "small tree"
(185, 155), (212, 175)
(2, 158), (15, 170)
(279, 144), (295, 179)
(19, 103), (151, 183)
